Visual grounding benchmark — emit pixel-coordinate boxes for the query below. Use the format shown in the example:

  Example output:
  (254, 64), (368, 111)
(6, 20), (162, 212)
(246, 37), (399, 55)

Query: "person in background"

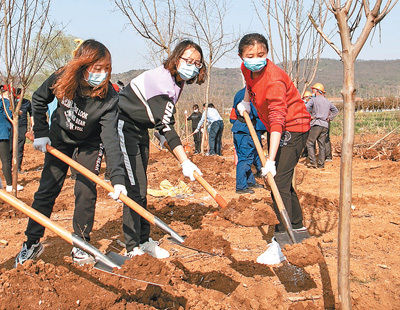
(236, 33), (311, 265)
(194, 103), (224, 156)
(15, 39), (127, 267)
(117, 39), (206, 259)
(230, 87), (264, 194)
(0, 85), (24, 192)
(305, 83), (338, 168)
(302, 90), (312, 104)
(301, 90), (313, 158)
(187, 104), (202, 154)
(253, 110), (267, 178)
(15, 88), (33, 173)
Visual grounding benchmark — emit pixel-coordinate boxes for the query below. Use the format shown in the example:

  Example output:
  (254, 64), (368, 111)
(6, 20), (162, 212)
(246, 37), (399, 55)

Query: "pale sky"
(50, 0), (400, 73)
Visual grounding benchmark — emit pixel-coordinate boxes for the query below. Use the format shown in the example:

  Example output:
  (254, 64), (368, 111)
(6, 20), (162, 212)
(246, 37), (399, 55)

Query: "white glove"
(261, 159), (276, 177)
(181, 159), (202, 181)
(193, 128), (200, 134)
(33, 137), (51, 153)
(108, 184), (127, 202)
(237, 100), (251, 116)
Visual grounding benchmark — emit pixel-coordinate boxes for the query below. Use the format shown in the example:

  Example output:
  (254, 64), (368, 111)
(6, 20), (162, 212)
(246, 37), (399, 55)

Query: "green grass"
(330, 111), (400, 136)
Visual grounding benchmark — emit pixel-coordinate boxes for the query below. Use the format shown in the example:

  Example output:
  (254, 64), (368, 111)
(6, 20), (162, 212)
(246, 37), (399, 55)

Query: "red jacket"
(241, 61), (310, 133)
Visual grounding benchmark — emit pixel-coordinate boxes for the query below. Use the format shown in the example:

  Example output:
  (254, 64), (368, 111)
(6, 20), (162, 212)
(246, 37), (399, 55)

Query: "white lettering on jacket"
(61, 98), (88, 132)
(162, 101), (174, 132)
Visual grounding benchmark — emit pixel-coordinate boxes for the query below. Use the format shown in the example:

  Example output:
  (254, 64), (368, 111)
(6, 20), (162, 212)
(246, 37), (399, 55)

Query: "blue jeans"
(233, 132), (256, 190)
(209, 120), (224, 155)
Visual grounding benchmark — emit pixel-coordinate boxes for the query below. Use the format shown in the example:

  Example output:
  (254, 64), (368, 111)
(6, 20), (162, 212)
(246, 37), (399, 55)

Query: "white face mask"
(194, 109), (199, 113)
(86, 71), (108, 87)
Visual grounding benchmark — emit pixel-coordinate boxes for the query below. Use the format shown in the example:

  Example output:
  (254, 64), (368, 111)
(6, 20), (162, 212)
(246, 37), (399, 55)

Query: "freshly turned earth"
(1, 135), (400, 309)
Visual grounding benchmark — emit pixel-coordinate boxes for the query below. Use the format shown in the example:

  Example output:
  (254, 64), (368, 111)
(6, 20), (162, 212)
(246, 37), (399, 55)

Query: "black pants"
(193, 131), (202, 153)
(0, 139), (12, 185)
(306, 125), (328, 167)
(17, 125), (27, 170)
(268, 131), (309, 232)
(325, 124), (332, 160)
(209, 120), (224, 155)
(118, 119), (150, 251)
(25, 137), (103, 242)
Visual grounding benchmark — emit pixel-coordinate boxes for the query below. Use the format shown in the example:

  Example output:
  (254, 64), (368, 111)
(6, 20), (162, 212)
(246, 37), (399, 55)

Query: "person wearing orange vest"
(236, 33), (311, 264)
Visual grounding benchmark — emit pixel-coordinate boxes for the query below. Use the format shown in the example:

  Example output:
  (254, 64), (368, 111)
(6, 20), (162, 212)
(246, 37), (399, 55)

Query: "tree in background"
(114, 0), (184, 131)
(309, 1), (398, 308)
(0, 0), (60, 196)
(183, 0), (238, 153)
(252, 0), (328, 95)
(114, 0), (177, 64)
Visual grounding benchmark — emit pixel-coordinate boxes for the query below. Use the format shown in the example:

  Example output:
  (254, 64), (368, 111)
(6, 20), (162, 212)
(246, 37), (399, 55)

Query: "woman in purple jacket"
(118, 40), (207, 258)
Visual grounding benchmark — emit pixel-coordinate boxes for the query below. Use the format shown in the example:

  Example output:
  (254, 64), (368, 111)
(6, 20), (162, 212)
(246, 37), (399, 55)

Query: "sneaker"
(18, 170), (26, 175)
(256, 237), (286, 265)
(15, 242), (44, 267)
(71, 247), (95, 265)
(306, 163), (317, 169)
(140, 238), (170, 259)
(6, 184), (24, 192)
(248, 182), (263, 189)
(125, 246), (145, 258)
(325, 158), (333, 162)
(235, 188), (255, 194)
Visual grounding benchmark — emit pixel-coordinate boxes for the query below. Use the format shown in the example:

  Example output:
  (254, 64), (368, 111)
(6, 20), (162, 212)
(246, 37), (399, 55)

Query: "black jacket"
(187, 111), (202, 131)
(32, 72), (125, 186)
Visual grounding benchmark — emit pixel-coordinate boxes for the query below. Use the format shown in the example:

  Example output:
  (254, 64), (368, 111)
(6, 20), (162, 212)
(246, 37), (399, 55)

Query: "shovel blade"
(94, 251), (129, 273)
(274, 230), (311, 247)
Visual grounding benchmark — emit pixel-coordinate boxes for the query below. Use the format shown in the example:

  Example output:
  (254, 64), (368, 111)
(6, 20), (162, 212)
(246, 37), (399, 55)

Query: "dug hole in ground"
(0, 135), (399, 309)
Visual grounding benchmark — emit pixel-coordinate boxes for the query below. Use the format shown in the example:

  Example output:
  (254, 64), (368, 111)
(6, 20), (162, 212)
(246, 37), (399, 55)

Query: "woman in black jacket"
(15, 39), (126, 266)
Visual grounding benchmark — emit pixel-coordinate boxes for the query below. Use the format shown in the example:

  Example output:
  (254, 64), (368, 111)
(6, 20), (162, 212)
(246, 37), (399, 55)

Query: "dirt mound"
(148, 199), (217, 230)
(115, 254), (173, 286)
(219, 196), (278, 227)
(183, 229), (232, 256)
(282, 239), (324, 267)
(0, 260), (118, 309)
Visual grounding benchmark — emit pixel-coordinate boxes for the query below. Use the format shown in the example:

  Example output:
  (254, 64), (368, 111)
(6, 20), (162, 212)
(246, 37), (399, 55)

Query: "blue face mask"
(86, 71), (108, 87)
(243, 58), (267, 72)
(178, 62), (200, 81)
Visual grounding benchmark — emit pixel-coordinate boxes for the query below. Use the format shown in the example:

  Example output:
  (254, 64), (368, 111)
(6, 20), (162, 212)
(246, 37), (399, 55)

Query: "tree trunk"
(338, 54), (355, 310)
(201, 67), (211, 154)
(11, 117), (19, 197)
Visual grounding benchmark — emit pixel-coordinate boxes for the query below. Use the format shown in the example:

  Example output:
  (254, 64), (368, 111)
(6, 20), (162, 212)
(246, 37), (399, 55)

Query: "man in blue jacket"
(230, 88), (265, 194)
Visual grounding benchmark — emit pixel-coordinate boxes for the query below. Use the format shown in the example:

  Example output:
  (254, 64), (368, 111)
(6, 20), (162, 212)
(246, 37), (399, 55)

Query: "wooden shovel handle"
(162, 141), (228, 208)
(26, 133), (156, 225)
(0, 190), (73, 244)
(242, 112), (286, 213)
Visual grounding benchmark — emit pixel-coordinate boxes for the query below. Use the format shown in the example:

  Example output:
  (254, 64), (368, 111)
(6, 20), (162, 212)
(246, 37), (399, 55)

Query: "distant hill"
(112, 59), (400, 106)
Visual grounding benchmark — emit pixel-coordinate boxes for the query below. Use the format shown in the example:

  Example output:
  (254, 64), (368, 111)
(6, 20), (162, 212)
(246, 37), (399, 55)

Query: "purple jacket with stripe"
(118, 66), (183, 149)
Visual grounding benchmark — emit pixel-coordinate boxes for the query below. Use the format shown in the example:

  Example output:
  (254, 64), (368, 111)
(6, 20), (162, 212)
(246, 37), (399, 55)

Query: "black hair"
(193, 104), (199, 109)
(238, 33), (269, 56)
(208, 103), (215, 108)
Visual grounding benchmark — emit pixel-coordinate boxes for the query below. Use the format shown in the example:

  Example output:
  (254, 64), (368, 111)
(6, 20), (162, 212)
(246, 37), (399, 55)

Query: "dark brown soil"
(183, 229), (232, 256)
(219, 196), (279, 226)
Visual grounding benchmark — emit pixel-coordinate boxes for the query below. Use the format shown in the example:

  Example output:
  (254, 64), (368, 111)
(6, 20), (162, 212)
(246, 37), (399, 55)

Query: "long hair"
(52, 39), (112, 100)
(163, 40), (207, 85)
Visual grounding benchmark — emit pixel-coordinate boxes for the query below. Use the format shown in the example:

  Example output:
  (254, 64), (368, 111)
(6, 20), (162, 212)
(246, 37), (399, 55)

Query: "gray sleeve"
(329, 101), (339, 120)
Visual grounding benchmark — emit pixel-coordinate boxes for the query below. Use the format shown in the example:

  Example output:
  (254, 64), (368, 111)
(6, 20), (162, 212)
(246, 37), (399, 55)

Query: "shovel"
(156, 136), (228, 208)
(0, 190), (127, 272)
(242, 111), (297, 244)
(26, 133), (184, 244)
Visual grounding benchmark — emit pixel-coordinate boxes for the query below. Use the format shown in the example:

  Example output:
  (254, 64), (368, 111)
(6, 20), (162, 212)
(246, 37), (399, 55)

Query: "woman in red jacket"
(236, 33), (311, 265)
